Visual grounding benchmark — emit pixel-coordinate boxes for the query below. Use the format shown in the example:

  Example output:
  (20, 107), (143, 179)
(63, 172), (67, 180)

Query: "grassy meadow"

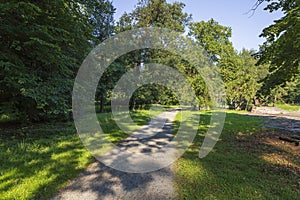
(0, 109), (299, 199)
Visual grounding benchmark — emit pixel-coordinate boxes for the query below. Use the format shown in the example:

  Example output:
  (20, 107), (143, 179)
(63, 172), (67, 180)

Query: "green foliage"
(1, 1), (83, 120)
(189, 19), (235, 65)
(189, 19), (237, 105)
(116, 2), (271, 110)
(3, 0), (295, 121)
(189, 20), (268, 109)
(117, 0), (191, 32)
(227, 49), (269, 110)
(259, 73), (300, 104)
(96, 61), (125, 112)
(257, 0), (300, 93)
(114, 0), (194, 108)
(0, 0), (114, 121)
(284, 75), (300, 103)
(84, 0), (115, 44)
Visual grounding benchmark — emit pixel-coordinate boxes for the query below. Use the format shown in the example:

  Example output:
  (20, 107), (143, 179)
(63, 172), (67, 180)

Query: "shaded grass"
(0, 109), (156, 200)
(174, 111), (300, 199)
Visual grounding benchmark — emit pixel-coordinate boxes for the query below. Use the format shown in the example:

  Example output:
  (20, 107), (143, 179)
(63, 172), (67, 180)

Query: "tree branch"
(245, 0), (265, 18)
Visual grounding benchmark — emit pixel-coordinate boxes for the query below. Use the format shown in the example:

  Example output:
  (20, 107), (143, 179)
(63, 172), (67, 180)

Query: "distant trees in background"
(116, 0), (193, 109)
(0, 0), (299, 122)
(188, 19), (269, 110)
(116, 0), (270, 110)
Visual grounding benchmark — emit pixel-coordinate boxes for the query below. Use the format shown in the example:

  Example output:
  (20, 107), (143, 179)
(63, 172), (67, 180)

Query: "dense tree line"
(0, 0), (114, 121)
(1, 0), (298, 123)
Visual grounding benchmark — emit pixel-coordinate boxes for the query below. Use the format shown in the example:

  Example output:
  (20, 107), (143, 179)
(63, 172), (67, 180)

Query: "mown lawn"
(0, 109), (156, 200)
(0, 122), (91, 200)
(276, 104), (300, 111)
(174, 111), (300, 199)
(2, 109), (299, 199)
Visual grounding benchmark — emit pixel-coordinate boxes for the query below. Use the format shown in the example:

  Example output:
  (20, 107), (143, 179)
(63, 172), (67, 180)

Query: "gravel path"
(263, 114), (300, 133)
(248, 108), (300, 133)
(51, 111), (178, 200)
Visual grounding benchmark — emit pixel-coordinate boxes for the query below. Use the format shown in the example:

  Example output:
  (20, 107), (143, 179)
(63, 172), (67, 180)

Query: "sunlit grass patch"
(0, 124), (92, 200)
(0, 109), (156, 199)
(97, 108), (164, 143)
(174, 110), (300, 199)
(276, 104), (300, 111)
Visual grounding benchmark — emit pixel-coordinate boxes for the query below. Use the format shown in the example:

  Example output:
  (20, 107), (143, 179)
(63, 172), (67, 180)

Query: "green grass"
(276, 103), (300, 111)
(97, 109), (163, 143)
(174, 110), (300, 199)
(0, 109), (157, 200)
(0, 122), (92, 200)
(3, 108), (298, 199)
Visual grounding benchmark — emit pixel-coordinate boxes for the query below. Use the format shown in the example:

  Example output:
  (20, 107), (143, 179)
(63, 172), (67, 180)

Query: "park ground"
(0, 105), (299, 199)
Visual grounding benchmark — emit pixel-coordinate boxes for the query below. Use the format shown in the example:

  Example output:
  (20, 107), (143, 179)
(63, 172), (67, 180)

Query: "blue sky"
(111, 0), (283, 51)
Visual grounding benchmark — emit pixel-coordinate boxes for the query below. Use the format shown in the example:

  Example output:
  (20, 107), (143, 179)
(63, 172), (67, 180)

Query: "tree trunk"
(253, 96), (260, 106)
(273, 95), (277, 107)
(100, 95), (105, 113)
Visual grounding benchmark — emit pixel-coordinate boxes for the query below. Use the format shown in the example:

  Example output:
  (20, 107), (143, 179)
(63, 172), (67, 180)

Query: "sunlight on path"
(52, 111), (179, 200)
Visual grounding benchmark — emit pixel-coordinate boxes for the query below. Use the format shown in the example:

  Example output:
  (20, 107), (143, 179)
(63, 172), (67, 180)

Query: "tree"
(189, 19), (238, 83)
(226, 49), (268, 110)
(117, 0), (191, 32)
(96, 61), (125, 112)
(84, 0), (115, 45)
(189, 20), (270, 110)
(115, 0), (193, 108)
(262, 74), (300, 105)
(255, 0), (300, 94)
(284, 75), (300, 104)
(0, 0), (115, 121)
(189, 19), (240, 107)
(80, 0), (116, 113)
